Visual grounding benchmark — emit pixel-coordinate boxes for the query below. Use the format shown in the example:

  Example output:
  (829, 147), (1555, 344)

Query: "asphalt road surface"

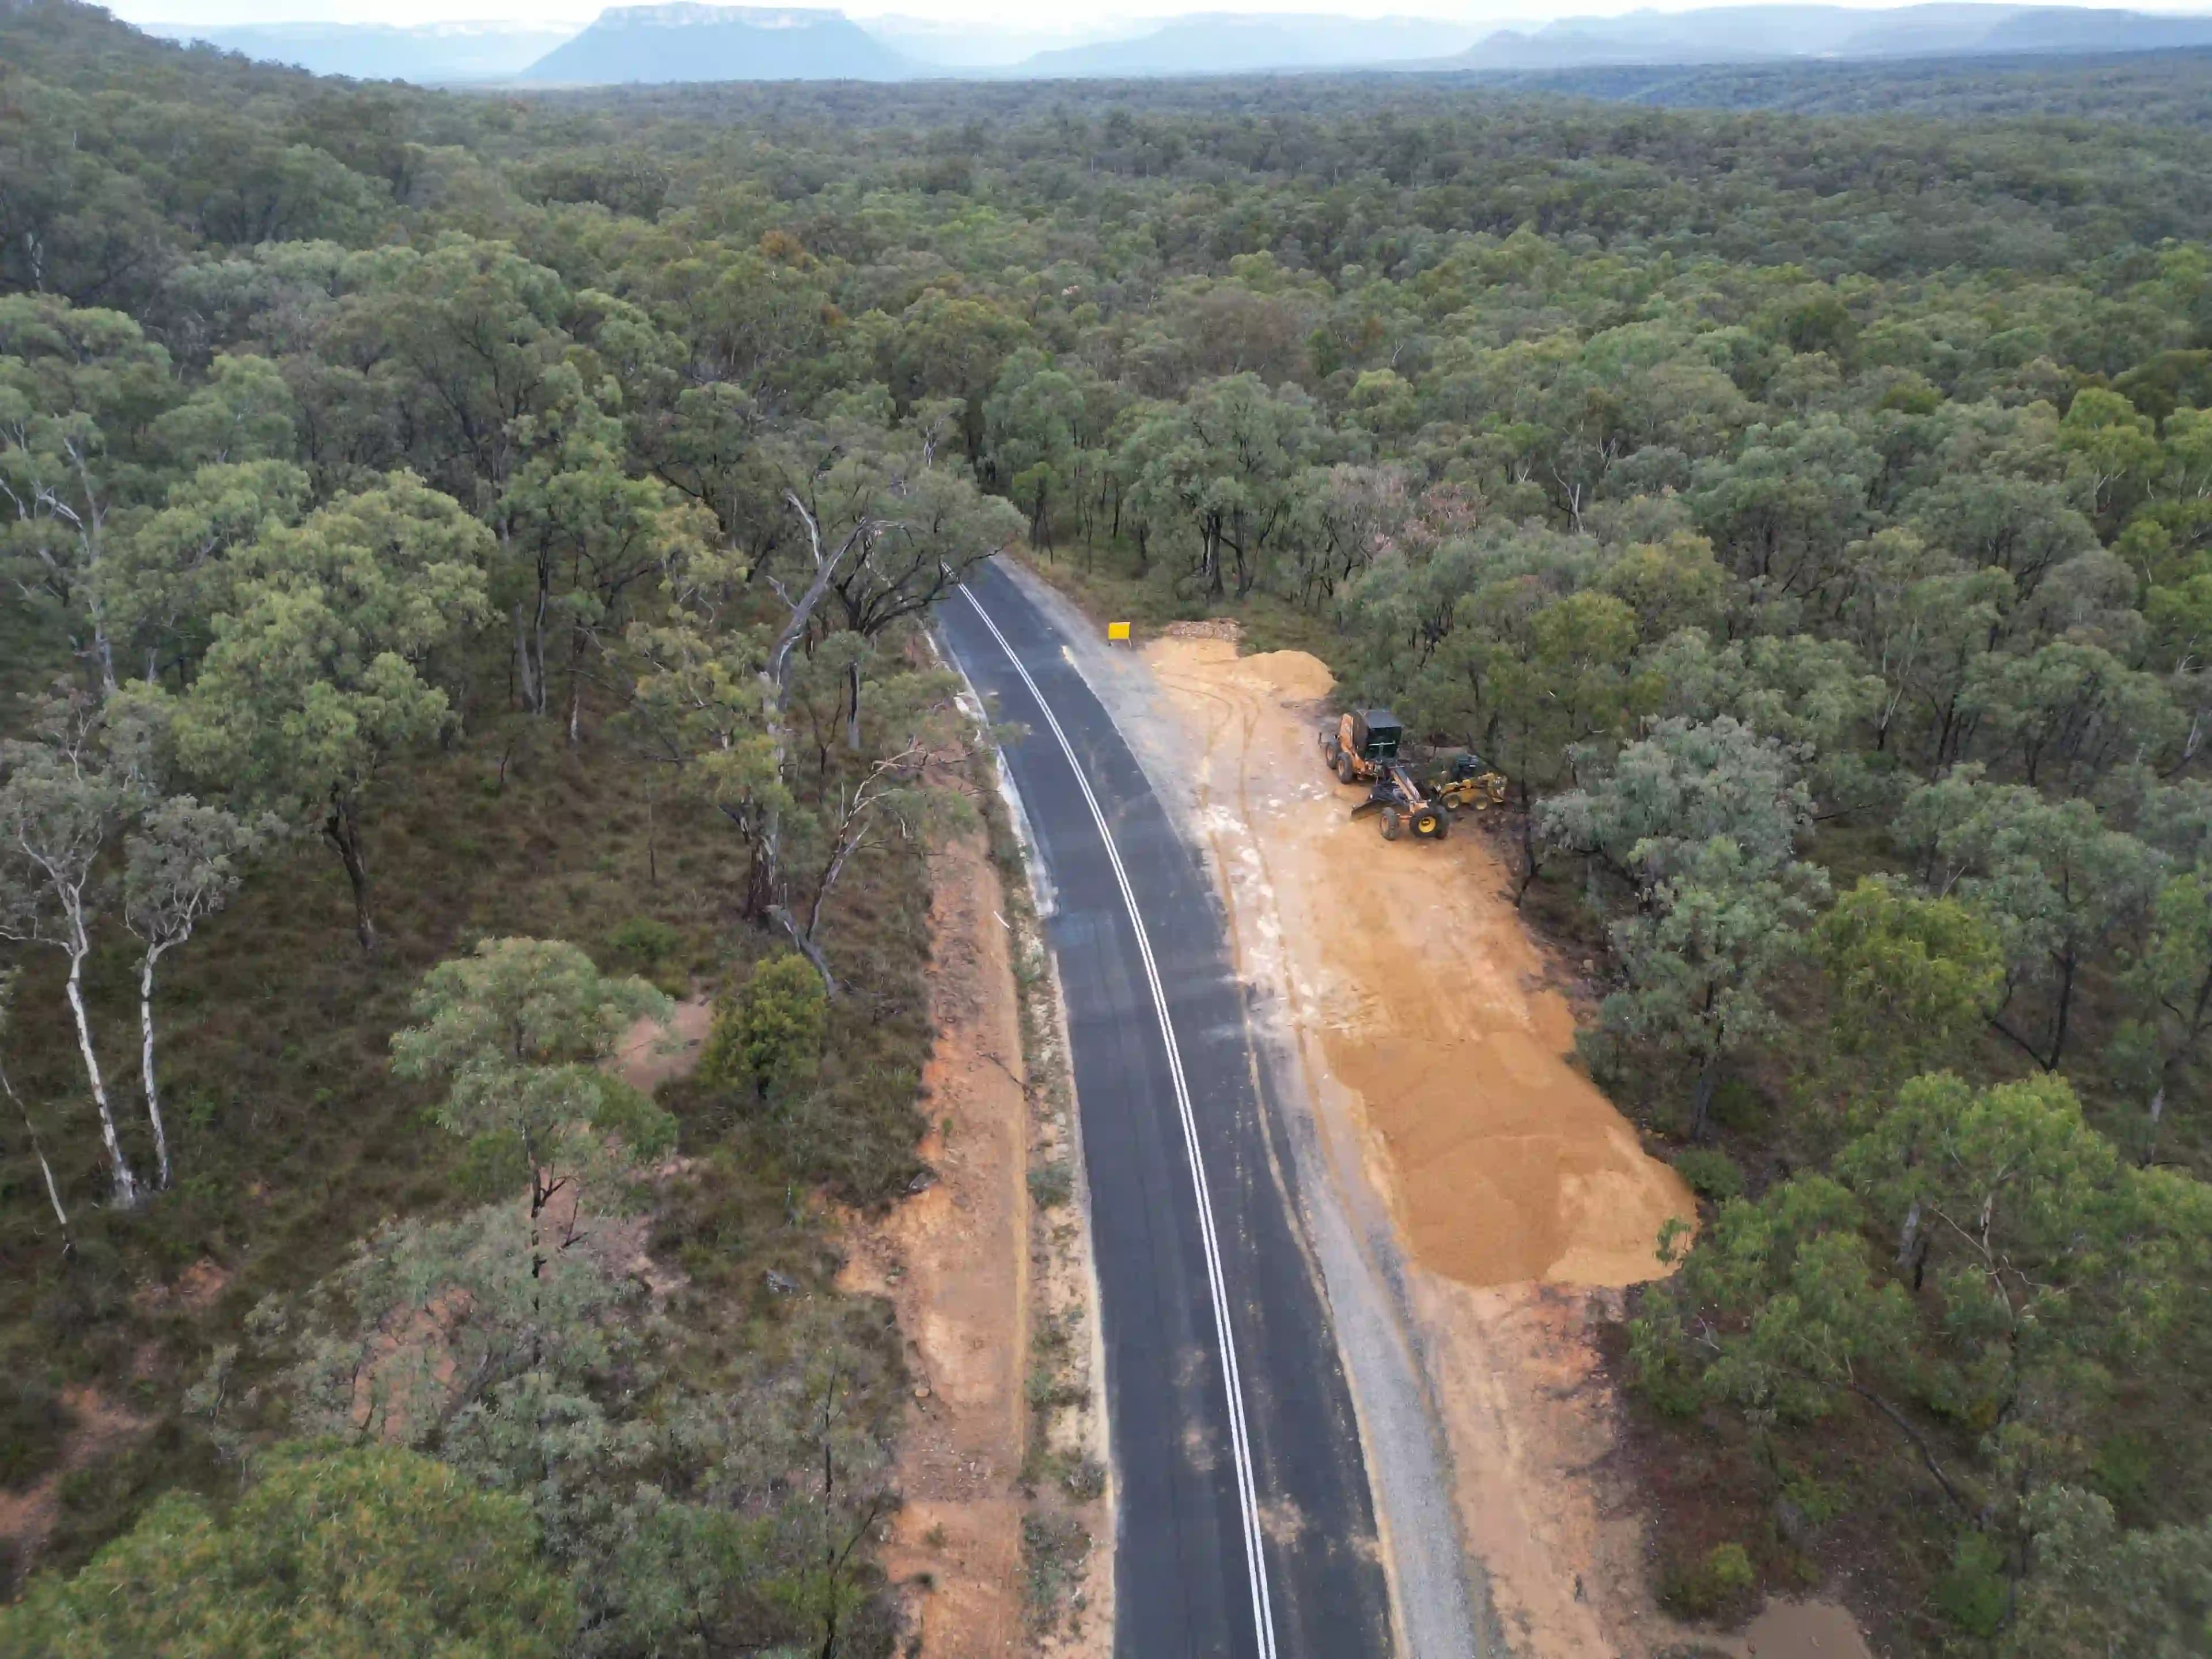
(939, 559), (1395, 1659)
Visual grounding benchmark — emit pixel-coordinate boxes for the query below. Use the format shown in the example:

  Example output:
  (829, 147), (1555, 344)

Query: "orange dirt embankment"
(1147, 636), (1690, 1287)
(1146, 635), (1881, 1659)
(840, 832), (1033, 1658)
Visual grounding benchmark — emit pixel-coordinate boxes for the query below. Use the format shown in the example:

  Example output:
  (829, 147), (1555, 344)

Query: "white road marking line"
(960, 584), (1280, 1659)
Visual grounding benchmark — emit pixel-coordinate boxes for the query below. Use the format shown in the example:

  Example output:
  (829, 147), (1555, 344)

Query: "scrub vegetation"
(3, 0), (2212, 1648)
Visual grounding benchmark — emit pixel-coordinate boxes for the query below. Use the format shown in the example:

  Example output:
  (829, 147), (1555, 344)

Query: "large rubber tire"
(1323, 738), (1342, 774)
(1381, 807), (1402, 842)
(1414, 806), (1446, 839)
(1337, 752), (1356, 785)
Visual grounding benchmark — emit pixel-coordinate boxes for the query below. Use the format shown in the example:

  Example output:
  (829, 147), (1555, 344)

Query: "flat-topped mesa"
(592, 5), (852, 29)
(525, 2), (916, 83)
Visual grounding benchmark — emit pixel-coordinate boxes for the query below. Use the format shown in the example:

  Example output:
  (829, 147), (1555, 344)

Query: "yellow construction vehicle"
(1434, 752), (1509, 813)
(1320, 709), (1448, 840)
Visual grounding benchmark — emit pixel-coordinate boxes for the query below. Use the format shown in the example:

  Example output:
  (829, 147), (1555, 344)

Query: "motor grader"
(1320, 709), (1448, 842)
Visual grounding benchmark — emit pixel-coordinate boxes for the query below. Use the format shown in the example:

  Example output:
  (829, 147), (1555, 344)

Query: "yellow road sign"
(1107, 621), (1132, 643)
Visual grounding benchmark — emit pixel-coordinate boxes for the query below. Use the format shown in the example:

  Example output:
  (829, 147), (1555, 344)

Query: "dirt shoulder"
(839, 832), (1031, 1656)
(840, 821), (1111, 1659)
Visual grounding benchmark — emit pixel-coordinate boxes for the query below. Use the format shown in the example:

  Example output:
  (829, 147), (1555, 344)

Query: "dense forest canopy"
(5, 0), (2212, 1649)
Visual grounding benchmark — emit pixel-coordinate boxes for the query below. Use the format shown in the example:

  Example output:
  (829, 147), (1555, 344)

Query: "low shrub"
(1672, 1147), (1745, 1202)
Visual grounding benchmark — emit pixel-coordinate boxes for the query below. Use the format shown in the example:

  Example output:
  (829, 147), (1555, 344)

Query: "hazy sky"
(106, 0), (2212, 39)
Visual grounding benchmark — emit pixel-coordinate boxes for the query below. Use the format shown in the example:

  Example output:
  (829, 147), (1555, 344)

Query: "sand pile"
(1146, 636), (1690, 1289)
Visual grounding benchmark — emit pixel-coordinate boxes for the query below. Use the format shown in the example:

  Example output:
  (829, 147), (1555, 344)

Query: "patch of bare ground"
(839, 828), (1108, 1657)
(615, 994), (713, 1095)
(0, 1388), (149, 1579)
(1141, 632), (1874, 1659)
(130, 1256), (232, 1319)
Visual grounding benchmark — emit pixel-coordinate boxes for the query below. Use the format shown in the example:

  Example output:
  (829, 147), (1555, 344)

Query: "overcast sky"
(106, 0), (2212, 39)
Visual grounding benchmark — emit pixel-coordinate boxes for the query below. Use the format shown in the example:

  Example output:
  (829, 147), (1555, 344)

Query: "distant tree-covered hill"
(1450, 43), (2212, 124)
(1007, 13), (1483, 77)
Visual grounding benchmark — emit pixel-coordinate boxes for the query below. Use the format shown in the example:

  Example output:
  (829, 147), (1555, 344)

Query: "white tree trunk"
(65, 945), (137, 1207)
(1, 1053), (70, 1247)
(139, 943), (172, 1191)
(756, 493), (871, 920)
(512, 600), (538, 714)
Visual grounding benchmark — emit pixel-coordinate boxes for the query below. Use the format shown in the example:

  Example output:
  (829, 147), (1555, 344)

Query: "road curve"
(939, 558), (1394, 1659)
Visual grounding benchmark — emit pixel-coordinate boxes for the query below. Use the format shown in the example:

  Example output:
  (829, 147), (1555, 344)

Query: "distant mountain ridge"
(145, 19), (579, 81)
(1009, 13), (1484, 76)
(138, 1), (2212, 87)
(1449, 4), (2212, 71)
(522, 2), (914, 82)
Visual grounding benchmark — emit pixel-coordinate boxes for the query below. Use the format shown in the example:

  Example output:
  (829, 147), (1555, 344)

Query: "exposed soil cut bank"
(839, 832), (1033, 1656)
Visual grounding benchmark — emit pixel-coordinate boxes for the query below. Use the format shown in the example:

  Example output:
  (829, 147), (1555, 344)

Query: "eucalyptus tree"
(983, 347), (1085, 544)
(0, 294), (175, 695)
(1539, 714), (1815, 900)
(1596, 836), (1829, 1138)
(123, 797), (275, 1191)
(170, 472), (491, 949)
(2114, 866), (2212, 1160)
(0, 1444), (575, 1658)
(1961, 639), (2181, 790)
(1119, 373), (1326, 599)
(1839, 1073), (2212, 1561)
(1898, 778), (2165, 1070)
(1815, 876), (2003, 1087)
(389, 937), (673, 1287)
(0, 691), (142, 1206)
(95, 459), (309, 689)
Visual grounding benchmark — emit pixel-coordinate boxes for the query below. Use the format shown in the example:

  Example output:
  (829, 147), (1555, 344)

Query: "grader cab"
(1321, 708), (1403, 785)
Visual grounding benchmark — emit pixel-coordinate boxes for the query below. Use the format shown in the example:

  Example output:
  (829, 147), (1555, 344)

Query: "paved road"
(940, 559), (1395, 1659)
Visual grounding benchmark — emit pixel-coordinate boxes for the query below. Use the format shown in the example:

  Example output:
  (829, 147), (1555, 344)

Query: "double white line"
(960, 585), (1280, 1659)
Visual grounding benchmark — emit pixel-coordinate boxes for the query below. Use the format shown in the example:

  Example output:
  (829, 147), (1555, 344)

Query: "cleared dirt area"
(1141, 631), (1870, 1659)
(1145, 635), (1688, 1289)
(613, 995), (713, 1094)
